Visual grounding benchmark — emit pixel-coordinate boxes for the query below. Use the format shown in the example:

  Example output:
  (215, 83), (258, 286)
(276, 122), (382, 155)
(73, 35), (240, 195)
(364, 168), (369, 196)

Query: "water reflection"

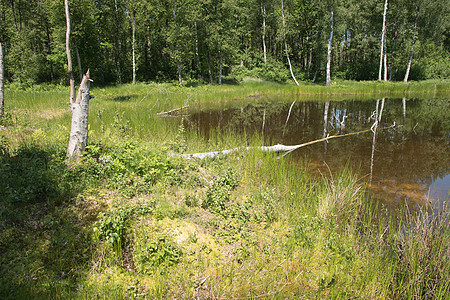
(183, 96), (450, 208)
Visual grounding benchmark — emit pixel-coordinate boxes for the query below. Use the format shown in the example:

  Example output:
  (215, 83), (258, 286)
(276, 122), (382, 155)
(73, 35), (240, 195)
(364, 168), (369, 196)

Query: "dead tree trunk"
(65, 0), (75, 104)
(67, 71), (92, 161)
(0, 42), (4, 119)
(326, 9), (334, 86)
(281, 0), (299, 86)
(378, 0), (388, 81)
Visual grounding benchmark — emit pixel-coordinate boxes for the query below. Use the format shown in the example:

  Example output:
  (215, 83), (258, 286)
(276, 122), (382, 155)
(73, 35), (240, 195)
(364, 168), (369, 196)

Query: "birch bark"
(326, 10), (334, 86)
(66, 71), (91, 161)
(261, 0), (267, 64)
(65, 0), (75, 104)
(378, 0), (388, 81)
(281, 0), (299, 86)
(404, 9), (418, 83)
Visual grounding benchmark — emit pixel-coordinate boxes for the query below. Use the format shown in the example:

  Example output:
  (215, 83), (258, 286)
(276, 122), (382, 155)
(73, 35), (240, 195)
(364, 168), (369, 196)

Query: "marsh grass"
(0, 80), (449, 299)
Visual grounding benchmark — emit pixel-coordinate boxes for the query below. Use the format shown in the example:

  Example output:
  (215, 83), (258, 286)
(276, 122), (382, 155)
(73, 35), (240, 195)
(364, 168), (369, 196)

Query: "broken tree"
(66, 70), (92, 161)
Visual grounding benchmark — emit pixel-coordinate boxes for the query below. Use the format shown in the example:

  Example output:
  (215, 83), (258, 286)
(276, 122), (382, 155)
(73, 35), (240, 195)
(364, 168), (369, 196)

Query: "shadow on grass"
(109, 94), (138, 102)
(0, 144), (95, 299)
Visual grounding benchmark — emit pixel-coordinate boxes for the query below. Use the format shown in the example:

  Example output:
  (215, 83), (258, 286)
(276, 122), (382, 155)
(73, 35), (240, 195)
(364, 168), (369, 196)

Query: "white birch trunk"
(65, 0), (75, 104)
(261, 0), (267, 64)
(172, 0), (182, 85)
(281, 0), (299, 86)
(378, 0), (388, 81)
(0, 42), (4, 119)
(383, 53), (387, 81)
(326, 10), (334, 86)
(218, 54), (222, 85)
(67, 71), (91, 161)
(404, 14), (418, 83)
(114, 0), (122, 83)
(126, 0), (136, 84)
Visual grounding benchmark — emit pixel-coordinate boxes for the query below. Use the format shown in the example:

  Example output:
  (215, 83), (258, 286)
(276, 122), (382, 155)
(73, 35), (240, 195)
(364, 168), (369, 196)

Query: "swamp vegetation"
(0, 80), (449, 299)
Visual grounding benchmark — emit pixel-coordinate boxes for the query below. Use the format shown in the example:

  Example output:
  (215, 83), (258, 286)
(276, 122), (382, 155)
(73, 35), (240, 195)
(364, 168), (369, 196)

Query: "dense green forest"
(0, 0), (448, 86)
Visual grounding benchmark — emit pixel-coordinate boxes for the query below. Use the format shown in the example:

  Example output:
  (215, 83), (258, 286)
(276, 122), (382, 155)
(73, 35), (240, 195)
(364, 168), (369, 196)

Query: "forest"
(0, 0), (449, 86)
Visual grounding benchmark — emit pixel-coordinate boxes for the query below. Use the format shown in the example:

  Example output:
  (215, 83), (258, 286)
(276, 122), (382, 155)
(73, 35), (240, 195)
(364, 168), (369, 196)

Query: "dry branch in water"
(182, 124), (395, 160)
(157, 105), (190, 116)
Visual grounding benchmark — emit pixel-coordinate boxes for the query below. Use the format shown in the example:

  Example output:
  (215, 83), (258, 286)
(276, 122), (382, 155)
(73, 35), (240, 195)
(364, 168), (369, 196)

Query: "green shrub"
(134, 236), (182, 274)
(202, 168), (240, 213)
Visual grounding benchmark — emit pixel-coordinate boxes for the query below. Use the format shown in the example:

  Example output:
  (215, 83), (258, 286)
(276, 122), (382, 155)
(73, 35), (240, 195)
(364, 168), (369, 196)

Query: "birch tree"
(326, 9), (334, 86)
(65, 0), (91, 161)
(126, 0), (136, 84)
(65, 0), (75, 104)
(403, 6), (418, 83)
(281, 0), (299, 86)
(261, 0), (267, 64)
(0, 42), (4, 119)
(378, 0), (388, 81)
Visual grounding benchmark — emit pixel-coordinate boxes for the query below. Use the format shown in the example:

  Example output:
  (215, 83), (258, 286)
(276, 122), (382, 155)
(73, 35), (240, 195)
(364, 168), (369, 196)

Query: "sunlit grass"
(1, 80), (449, 299)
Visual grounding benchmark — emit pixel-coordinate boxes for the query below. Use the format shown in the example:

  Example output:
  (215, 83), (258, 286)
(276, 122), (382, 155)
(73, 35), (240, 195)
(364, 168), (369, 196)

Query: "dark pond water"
(183, 95), (449, 210)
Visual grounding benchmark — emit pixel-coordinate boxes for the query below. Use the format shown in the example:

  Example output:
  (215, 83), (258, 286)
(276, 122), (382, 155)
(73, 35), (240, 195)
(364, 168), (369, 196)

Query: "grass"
(0, 80), (449, 299)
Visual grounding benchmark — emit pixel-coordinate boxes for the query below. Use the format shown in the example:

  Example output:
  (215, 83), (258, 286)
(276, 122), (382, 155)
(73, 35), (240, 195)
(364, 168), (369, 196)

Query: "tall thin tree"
(378, 0), (388, 81)
(404, 6), (419, 83)
(0, 42), (4, 119)
(281, 0), (299, 86)
(64, 0), (75, 104)
(326, 9), (334, 86)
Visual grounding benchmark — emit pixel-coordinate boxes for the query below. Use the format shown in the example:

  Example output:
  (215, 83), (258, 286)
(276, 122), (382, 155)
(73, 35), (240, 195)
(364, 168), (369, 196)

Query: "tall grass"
(1, 81), (449, 299)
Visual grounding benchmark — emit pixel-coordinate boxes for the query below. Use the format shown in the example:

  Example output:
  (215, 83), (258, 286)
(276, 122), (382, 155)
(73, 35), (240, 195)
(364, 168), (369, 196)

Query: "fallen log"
(182, 124), (395, 160)
(157, 105), (189, 116)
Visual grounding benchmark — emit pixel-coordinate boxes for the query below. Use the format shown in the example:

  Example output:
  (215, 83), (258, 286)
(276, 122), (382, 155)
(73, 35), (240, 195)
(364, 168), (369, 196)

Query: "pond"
(182, 95), (449, 210)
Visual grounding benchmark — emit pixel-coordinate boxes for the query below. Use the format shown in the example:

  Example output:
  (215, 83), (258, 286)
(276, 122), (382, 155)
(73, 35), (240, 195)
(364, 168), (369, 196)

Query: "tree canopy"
(0, 0), (448, 85)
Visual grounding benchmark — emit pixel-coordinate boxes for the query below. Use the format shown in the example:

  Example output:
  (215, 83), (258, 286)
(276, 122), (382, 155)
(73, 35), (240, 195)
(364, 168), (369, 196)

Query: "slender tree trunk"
(218, 54), (222, 85)
(194, 21), (200, 78)
(76, 46), (82, 82)
(0, 42), (4, 119)
(67, 71), (92, 161)
(404, 10), (418, 83)
(281, 0), (299, 86)
(208, 53), (213, 84)
(172, 0), (182, 85)
(46, 25), (54, 81)
(127, 1), (136, 84)
(64, 0), (75, 104)
(261, 0), (267, 64)
(384, 53), (387, 81)
(326, 9), (334, 86)
(114, 0), (122, 83)
(378, 0), (388, 81)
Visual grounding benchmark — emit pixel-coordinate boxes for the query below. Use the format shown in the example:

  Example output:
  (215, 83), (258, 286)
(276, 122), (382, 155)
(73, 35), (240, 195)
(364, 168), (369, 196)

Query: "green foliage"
(230, 60), (290, 83)
(94, 203), (154, 249)
(134, 236), (182, 274)
(202, 168), (240, 213)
